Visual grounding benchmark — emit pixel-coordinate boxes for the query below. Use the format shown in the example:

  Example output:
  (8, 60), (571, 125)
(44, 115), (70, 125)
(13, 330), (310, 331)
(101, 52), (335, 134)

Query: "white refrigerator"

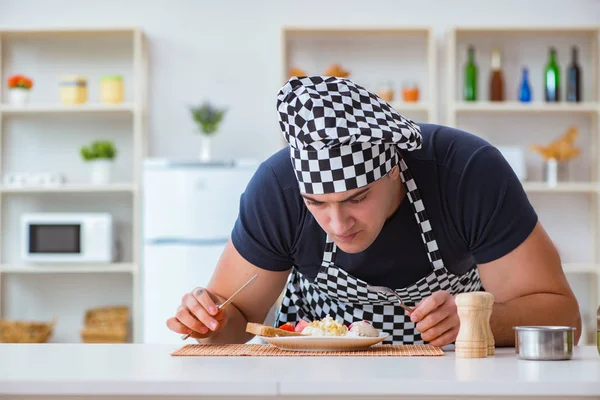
(141, 158), (258, 344)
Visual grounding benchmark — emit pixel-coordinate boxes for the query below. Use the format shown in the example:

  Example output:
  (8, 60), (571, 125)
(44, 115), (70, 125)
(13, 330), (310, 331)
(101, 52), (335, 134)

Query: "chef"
(167, 76), (582, 347)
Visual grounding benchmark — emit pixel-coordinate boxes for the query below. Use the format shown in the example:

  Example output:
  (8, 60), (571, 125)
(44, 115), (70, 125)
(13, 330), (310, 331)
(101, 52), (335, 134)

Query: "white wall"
(0, 0), (598, 161)
(1, 0), (599, 343)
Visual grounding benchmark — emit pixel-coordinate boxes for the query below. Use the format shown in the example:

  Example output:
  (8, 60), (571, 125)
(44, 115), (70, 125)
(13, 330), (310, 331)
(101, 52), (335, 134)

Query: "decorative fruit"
(278, 322), (295, 332)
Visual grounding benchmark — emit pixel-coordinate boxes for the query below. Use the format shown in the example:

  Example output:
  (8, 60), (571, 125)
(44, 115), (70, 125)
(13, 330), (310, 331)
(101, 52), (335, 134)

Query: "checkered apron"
(275, 157), (484, 344)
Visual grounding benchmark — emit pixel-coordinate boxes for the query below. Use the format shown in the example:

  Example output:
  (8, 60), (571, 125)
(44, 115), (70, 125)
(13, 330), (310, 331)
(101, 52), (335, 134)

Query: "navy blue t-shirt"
(231, 123), (538, 289)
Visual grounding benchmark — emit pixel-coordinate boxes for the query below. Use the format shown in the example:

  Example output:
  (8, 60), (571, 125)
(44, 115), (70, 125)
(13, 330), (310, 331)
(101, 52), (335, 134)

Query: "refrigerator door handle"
(145, 238), (230, 246)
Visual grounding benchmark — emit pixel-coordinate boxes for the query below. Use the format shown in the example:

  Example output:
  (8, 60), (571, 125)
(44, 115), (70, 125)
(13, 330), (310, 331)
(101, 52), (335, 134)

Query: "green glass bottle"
(464, 46), (477, 101)
(545, 47), (560, 102)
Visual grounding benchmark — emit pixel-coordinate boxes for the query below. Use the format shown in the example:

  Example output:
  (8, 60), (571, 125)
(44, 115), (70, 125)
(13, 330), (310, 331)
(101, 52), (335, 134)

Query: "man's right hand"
(166, 287), (228, 339)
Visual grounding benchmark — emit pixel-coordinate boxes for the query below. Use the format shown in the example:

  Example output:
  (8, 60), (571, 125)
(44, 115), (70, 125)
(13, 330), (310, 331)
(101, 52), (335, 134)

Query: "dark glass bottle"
(519, 67), (532, 102)
(464, 46), (477, 101)
(544, 47), (560, 102)
(489, 49), (504, 101)
(567, 46), (581, 102)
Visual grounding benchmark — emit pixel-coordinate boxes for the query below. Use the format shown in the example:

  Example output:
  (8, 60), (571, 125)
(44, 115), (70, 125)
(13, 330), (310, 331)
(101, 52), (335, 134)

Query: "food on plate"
(278, 322), (295, 332)
(294, 319), (309, 333)
(246, 318), (381, 339)
(301, 315), (349, 337)
(245, 322), (306, 337)
(347, 320), (380, 338)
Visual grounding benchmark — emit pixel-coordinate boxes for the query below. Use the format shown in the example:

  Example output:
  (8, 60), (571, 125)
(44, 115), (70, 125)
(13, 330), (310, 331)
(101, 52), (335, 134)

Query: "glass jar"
(402, 81), (420, 103)
(375, 82), (394, 102)
(100, 75), (124, 104)
(59, 75), (87, 104)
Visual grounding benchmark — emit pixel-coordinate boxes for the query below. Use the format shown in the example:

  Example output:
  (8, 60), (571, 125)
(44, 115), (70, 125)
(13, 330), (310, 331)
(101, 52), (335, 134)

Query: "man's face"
(301, 166), (402, 254)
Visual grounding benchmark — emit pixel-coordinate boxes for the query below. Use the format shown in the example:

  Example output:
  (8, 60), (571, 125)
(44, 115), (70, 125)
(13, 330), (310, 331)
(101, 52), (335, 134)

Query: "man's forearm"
(490, 293), (581, 347)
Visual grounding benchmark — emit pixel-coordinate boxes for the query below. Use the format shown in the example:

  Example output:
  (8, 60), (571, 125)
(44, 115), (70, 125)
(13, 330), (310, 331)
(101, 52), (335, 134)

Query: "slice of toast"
(245, 322), (307, 337)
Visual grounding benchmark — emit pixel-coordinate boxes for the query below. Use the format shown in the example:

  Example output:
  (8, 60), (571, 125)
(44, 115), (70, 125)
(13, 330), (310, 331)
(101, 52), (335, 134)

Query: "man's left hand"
(409, 290), (459, 347)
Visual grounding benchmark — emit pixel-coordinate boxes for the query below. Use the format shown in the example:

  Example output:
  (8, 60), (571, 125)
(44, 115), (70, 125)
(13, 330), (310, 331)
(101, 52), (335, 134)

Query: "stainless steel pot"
(513, 326), (575, 360)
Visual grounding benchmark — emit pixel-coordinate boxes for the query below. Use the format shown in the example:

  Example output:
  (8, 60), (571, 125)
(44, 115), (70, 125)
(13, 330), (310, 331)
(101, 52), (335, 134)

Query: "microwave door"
(26, 223), (82, 262)
(30, 224), (81, 254)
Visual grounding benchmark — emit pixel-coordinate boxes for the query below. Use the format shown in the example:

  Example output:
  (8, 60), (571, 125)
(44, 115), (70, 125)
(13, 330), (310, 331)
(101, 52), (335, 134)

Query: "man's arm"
(477, 221), (581, 346)
(196, 239), (290, 344)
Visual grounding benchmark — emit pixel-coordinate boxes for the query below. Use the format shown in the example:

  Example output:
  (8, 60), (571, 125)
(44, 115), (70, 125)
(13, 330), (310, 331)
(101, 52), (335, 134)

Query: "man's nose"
(329, 206), (353, 235)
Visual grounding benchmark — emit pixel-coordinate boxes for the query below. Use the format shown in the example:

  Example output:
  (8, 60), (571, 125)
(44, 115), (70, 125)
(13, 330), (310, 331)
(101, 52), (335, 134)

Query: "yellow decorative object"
(59, 75), (87, 104)
(100, 75), (124, 104)
(288, 67), (306, 79)
(530, 126), (582, 162)
(324, 63), (350, 78)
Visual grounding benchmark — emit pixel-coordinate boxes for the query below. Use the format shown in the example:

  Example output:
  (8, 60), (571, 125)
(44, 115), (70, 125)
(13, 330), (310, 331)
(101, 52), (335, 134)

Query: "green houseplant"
(190, 102), (227, 161)
(80, 140), (117, 184)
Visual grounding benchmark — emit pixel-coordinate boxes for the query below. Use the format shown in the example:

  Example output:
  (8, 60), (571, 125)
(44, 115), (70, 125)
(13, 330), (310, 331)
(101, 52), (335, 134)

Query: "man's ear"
(387, 165), (400, 180)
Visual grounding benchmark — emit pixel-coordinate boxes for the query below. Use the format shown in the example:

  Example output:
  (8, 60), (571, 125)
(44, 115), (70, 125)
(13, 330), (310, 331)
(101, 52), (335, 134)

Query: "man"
(167, 76), (581, 347)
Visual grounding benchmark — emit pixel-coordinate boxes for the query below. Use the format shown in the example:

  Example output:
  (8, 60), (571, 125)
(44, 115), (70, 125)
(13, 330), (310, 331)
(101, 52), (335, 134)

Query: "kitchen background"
(0, 0), (599, 346)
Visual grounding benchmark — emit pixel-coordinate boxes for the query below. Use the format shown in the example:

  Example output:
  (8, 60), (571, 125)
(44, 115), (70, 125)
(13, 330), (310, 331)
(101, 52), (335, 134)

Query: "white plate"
(260, 333), (389, 352)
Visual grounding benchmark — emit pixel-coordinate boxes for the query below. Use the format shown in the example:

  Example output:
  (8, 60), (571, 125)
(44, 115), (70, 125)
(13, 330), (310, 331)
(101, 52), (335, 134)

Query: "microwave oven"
(21, 212), (115, 263)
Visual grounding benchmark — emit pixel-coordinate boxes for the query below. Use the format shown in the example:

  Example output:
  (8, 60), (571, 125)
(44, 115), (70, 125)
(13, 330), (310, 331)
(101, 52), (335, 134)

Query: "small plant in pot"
(7, 74), (34, 106)
(80, 140), (117, 184)
(190, 101), (227, 161)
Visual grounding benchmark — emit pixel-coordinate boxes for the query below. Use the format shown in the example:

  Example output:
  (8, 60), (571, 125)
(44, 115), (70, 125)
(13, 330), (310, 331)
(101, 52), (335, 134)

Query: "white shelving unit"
(0, 27), (148, 343)
(281, 26), (437, 124)
(446, 26), (600, 344)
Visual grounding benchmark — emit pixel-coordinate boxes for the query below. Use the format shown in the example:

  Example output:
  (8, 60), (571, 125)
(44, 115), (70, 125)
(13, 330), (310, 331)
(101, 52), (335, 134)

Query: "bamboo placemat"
(171, 343), (444, 357)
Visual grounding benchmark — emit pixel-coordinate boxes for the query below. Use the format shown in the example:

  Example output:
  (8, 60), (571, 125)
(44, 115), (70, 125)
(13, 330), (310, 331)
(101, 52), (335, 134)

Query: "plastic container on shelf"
(59, 75), (87, 104)
(100, 75), (124, 104)
(402, 81), (420, 102)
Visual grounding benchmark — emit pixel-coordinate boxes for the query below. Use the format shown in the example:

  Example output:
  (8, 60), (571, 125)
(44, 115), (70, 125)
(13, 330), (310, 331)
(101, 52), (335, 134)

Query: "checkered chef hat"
(276, 75), (422, 194)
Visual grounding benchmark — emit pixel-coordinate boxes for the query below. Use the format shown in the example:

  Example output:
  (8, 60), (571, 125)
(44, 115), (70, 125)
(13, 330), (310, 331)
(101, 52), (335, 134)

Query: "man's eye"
(306, 200), (323, 206)
(350, 196), (367, 204)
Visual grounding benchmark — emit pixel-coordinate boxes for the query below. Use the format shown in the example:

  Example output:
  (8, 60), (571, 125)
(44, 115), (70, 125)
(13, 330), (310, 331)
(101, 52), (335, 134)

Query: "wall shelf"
(447, 25), (600, 345)
(0, 183), (137, 193)
(454, 101), (600, 113)
(0, 103), (135, 115)
(0, 263), (136, 274)
(281, 26), (437, 127)
(0, 27), (147, 343)
(522, 181), (600, 193)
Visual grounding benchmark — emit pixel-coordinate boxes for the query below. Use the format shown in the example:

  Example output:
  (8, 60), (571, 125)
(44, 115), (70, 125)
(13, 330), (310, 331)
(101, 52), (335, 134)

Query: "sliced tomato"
(295, 320), (310, 333)
(278, 322), (295, 332)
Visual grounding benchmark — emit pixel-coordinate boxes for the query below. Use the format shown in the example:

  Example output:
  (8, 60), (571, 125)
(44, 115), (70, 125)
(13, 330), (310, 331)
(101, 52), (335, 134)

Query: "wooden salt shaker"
(483, 293), (495, 355)
(455, 292), (494, 358)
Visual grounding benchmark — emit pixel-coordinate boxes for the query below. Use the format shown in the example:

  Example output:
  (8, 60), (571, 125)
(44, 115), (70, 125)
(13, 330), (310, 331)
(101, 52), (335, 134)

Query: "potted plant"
(7, 74), (34, 106)
(80, 140), (117, 184)
(190, 101), (227, 161)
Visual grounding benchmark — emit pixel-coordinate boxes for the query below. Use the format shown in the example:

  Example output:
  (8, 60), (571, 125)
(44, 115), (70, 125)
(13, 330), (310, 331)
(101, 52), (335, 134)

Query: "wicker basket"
(0, 318), (56, 343)
(80, 324), (128, 343)
(81, 305), (129, 343)
(84, 306), (129, 327)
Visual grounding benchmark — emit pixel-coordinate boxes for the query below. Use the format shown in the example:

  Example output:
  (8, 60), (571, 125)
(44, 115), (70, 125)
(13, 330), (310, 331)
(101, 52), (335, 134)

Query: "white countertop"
(0, 344), (598, 399)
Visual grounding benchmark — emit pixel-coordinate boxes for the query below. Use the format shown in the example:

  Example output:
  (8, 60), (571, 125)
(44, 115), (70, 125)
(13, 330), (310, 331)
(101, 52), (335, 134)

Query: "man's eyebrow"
(301, 187), (371, 203)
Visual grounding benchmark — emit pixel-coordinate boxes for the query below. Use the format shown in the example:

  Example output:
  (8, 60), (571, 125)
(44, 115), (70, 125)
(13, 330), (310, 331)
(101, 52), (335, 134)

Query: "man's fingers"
(428, 326), (459, 348)
(410, 291), (450, 322)
(192, 287), (219, 316)
(166, 317), (191, 335)
(418, 313), (458, 342)
(185, 294), (220, 331)
(175, 305), (209, 335)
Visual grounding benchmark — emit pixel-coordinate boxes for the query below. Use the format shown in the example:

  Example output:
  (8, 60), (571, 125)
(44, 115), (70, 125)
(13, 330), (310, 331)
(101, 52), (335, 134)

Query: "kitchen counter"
(0, 343), (598, 399)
